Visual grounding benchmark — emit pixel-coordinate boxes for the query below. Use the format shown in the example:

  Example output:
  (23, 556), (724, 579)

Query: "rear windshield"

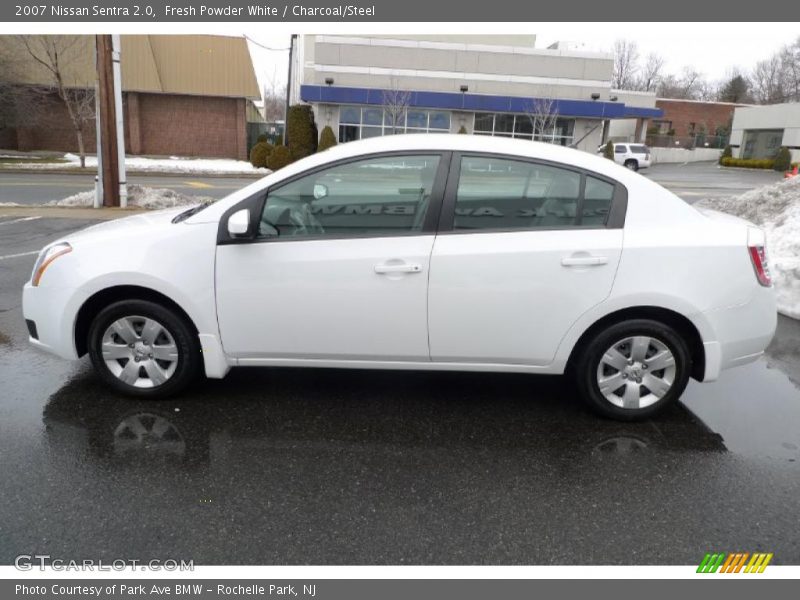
(629, 145), (650, 154)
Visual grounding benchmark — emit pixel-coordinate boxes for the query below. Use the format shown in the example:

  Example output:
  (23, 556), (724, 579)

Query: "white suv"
(598, 143), (652, 171)
(23, 135), (776, 420)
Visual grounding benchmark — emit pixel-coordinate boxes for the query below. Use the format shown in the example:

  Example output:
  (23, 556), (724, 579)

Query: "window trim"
(216, 150), (453, 246)
(435, 151), (627, 235)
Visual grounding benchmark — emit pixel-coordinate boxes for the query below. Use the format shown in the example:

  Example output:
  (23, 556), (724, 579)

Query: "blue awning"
(300, 85), (663, 119)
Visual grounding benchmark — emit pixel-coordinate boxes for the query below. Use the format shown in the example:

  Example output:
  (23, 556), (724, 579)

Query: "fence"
(645, 134), (729, 149)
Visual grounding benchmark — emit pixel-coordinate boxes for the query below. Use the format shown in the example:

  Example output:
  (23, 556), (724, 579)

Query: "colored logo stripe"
(697, 552), (773, 573)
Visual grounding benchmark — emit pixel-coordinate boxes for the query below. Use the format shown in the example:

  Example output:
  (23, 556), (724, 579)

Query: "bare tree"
(637, 53), (664, 92)
(18, 35), (95, 167)
(262, 84), (287, 123)
(751, 55), (785, 104)
(382, 78), (411, 134)
(612, 39), (640, 90)
(526, 96), (560, 143)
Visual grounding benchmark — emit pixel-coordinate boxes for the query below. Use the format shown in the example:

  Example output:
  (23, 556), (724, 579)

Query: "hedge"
(719, 145), (732, 165)
(249, 141), (274, 169)
(267, 143), (293, 170)
(720, 157), (776, 169)
(317, 126), (337, 151)
(774, 147), (792, 172)
(603, 140), (614, 160)
(287, 104), (317, 161)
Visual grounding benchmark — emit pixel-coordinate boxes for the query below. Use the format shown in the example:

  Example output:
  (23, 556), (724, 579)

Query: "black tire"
(573, 319), (691, 421)
(624, 159), (639, 171)
(88, 299), (200, 398)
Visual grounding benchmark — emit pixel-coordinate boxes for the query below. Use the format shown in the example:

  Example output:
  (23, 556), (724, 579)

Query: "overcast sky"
(245, 24), (800, 100)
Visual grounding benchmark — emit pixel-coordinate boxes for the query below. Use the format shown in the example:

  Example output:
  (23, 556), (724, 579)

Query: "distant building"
(0, 35), (260, 160)
(730, 102), (800, 162)
(608, 97), (744, 148)
(290, 35), (661, 153)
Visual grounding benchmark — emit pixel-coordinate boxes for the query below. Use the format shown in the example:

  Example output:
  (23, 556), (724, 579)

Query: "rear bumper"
(699, 285), (777, 381)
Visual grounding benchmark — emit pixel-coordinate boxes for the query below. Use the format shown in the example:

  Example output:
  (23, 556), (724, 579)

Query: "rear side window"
(582, 177), (615, 226)
(629, 145), (649, 154)
(614, 145), (627, 154)
(454, 156), (617, 231)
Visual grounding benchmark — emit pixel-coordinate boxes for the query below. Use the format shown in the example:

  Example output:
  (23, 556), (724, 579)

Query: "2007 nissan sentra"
(22, 135), (777, 420)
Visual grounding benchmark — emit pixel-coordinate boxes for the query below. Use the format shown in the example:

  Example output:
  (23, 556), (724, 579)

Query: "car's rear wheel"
(88, 300), (200, 398)
(624, 159), (639, 171)
(574, 319), (691, 420)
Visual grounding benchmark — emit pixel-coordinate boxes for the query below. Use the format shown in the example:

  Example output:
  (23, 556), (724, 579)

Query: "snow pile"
(697, 176), (800, 319)
(50, 184), (215, 209)
(5, 153), (269, 175)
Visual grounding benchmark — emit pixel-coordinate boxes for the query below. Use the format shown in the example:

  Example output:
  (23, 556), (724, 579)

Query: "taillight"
(748, 244), (772, 287)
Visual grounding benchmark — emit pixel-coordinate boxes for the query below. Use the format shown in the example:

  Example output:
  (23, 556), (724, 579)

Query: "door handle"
(561, 255), (609, 267)
(374, 262), (423, 274)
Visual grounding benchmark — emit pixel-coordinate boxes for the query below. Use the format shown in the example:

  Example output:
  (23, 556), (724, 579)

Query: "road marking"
(0, 216), (41, 226)
(0, 250), (39, 260)
(184, 181), (214, 189)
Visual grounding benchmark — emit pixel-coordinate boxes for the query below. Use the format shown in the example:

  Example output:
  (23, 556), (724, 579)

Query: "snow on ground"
(51, 184), (214, 210)
(3, 152), (269, 175)
(697, 176), (800, 319)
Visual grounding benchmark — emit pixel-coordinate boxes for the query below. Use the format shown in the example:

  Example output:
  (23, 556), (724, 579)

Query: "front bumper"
(22, 282), (87, 360)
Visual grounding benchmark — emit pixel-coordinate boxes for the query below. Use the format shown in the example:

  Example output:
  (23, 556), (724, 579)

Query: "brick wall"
(9, 90), (248, 160)
(131, 93), (248, 160)
(655, 100), (740, 136)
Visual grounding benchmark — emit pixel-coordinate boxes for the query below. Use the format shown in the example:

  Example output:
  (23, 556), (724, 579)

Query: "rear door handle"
(374, 262), (423, 274)
(561, 255), (609, 267)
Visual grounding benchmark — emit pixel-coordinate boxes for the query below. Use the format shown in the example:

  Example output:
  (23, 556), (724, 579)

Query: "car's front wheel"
(88, 300), (200, 397)
(574, 319), (691, 420)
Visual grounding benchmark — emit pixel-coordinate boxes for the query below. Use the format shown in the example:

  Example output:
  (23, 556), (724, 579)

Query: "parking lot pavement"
(644, 161), (783, 203)
(1, 216), (799, 565)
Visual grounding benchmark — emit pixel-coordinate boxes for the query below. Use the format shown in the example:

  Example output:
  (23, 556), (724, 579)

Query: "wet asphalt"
(1, 207), (799, 565)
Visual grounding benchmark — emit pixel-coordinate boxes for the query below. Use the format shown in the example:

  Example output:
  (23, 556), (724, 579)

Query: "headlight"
(31, 242), (72, 286)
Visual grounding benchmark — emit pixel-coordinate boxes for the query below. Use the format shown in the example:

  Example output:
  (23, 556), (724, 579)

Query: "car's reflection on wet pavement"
(3, 351), (791, 565)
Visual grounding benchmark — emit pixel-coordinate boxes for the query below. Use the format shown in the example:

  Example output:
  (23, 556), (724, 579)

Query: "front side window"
(259, 155), (441, 239)
(453, 156), (617, 231)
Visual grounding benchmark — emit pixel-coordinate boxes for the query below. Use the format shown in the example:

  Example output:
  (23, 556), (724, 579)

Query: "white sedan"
(23, 135), (776, 420)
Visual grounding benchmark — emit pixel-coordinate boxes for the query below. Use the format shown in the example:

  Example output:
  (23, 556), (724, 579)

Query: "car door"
(428, 153), (625, 366)
(215, 152), (449, 362)
(614, 144), (628, 165)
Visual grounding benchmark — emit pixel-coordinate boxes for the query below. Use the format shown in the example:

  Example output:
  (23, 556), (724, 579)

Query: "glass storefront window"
(406, 111), (428, 128)
(339, 106), (360, 125)
(335, 105), (452, 142)
(472, 112), (575, 145)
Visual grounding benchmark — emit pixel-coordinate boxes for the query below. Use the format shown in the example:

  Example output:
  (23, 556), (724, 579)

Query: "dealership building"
(729, 102), (800, 162)
(290, 35), (662, 152)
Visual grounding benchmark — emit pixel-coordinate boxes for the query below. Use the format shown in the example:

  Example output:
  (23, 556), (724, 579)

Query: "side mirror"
(227, 209), (250, 237)
(313, 183), (328, 200)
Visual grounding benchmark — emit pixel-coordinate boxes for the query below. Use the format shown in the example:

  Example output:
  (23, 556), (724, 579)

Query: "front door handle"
(375, 262), (423, 274)
(561, 255), (609, 267)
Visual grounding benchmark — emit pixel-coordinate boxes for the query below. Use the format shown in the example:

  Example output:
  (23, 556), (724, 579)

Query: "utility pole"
(96, 34), (119, 207)
(284, 34), (296, 146)
(112, 35), (127, 208)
